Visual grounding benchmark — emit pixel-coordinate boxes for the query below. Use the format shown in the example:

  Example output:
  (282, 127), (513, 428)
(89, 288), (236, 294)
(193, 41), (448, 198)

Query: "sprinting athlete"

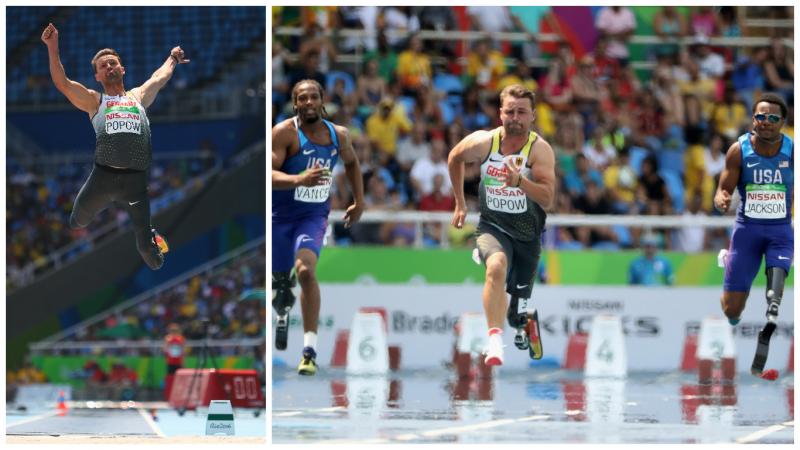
(448, 84), (556, 366)
(42, 23), (186, 269)
(714, 92), (793, 378)
(272, 80), (364, 375)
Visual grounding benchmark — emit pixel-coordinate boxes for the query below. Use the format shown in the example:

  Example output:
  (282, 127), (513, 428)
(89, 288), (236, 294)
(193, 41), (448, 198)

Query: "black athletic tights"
(70, 163), (163, 270)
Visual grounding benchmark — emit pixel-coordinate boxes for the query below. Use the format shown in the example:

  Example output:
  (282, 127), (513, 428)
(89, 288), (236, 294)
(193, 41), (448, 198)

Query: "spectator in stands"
(413, 6), (457, 60)
(396, 122), (431, 177)
(711, 85), (749, 141)
(356, 59), (387, 118)
(649, 63), (684, 126)
(467, 37), (507, 92)
(411, 84), (444, 129)
(652, 6), (687, 59)
(689, 6), (718, 38)
(731, 47), (767, 108)
(582, 124), (616, 171)
(603, 146), (638, 214)
(509, 6), (565, 60)
(764, 37), (794, 105)
(337, 6), (378, 52)
(678, 59), (717, 118)
(396, 33), (432, 95)
(272, 41), (291, 110)
(690, 34), (725, 80)
(365, 97), (412, 169)
(637, 155), (672, 216)
(718, 6), (746, 61)
(380, 6), (420, 48)
(540, 59), (572, 112)
(419, 173), (455, 246)
(632, 90), (666, 150)
(108, 361), (138, 400)
(82, 360), (109, 398)
(287, 48), (326, 94)
(467, 6), (515, 34)
(14, 358), (47, 384)
(674, 195), (708, 253)
(497, 59), (538, 95)
(595, 6), (637, 65)
(571, 55), (603, 133)
(365, 30), (399, 84)
(299, 23), (338, 73)
(410, 136), (451, 203)
(592, 37), (621, 86)
(628, 232), (674, 285)
(564, 153), (603, 200)
(460, 84), (493, 132)
(573, 180), (616, 247)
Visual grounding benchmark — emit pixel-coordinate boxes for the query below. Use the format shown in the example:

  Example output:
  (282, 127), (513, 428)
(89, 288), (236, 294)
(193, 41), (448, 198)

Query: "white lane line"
(274, 406), (345, 417)
(6, 411), (60, 428)
(392, 414), (550, 441)
(137, 408), (166, 438)
(736, 420), (794, 444)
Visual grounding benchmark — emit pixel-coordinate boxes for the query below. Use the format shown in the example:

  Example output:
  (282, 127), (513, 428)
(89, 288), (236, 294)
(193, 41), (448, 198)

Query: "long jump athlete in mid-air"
(42, 22), (189, 269)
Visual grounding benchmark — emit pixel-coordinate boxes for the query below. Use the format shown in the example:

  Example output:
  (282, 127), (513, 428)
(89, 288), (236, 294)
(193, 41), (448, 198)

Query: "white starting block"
(205, 400), (235, 436)
(585, 315), (627, 378)
(346, 311), (389, 375)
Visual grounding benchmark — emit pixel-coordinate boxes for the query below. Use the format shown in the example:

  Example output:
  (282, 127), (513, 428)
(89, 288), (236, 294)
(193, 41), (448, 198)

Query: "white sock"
(304, 331), (317, 349)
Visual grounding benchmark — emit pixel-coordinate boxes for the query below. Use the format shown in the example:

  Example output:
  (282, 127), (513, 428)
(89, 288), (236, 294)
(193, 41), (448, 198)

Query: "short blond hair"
(499, 84), (536, 110)
(91, 48), (121, 73)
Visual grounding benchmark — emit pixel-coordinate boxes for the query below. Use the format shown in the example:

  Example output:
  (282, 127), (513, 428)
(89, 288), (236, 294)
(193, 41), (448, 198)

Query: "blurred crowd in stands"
(6, 154), (218, 290)
(272, 6), (794, 252)
(63, 245), (266, 350)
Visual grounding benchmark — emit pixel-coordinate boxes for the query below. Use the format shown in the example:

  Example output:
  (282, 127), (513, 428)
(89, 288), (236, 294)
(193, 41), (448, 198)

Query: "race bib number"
(104, 100), (142, 135)
(484, 162), (528, 213)
(744, 184), (786, 219)
(294, 177), (332, 203)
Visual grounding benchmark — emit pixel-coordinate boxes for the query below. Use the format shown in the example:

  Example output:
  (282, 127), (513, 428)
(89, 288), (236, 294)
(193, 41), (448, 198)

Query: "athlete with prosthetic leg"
(714, 93), (793, 380)
(449, 84), (556, 366)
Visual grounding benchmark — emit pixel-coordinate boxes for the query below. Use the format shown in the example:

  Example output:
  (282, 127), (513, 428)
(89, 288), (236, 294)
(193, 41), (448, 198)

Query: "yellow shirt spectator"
(467, 46), (507, 91)
(396, 35), (432, 92)
(366, 100), (412, 156)
(711, 101), (748, 139)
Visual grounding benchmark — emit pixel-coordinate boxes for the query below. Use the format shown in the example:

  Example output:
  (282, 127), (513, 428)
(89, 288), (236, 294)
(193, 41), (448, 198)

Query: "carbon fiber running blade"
(527, 310), (543, 360)
(751, 321), (776, 375)
(275, 316), (289, 350)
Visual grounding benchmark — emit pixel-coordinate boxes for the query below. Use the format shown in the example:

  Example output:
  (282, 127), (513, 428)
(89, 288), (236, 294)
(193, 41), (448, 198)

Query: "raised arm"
(41, 23), (100, 116)
(131, 46), (189, 108)
(714, 142), (742, 213)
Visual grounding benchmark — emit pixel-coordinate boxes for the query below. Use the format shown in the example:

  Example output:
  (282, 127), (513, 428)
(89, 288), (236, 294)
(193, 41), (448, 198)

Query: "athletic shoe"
(484, 335), (504, 366)
(153, 229), (169, 254)
(298, 346), (318, 376)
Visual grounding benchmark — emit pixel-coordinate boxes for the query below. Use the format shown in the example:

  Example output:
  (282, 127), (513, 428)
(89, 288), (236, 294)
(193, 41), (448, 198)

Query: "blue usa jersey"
(273, 117), (339, 222)
(736, 132), (793, 225)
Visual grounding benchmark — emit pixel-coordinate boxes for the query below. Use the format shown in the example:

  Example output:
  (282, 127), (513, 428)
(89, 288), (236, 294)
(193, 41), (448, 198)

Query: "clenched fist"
(170, 46), (190, 64)
(41, 23), (58, 46)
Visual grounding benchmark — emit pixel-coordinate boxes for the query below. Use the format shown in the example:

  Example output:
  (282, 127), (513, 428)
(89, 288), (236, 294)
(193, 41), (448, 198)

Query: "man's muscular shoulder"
(273, 118), (298, 152)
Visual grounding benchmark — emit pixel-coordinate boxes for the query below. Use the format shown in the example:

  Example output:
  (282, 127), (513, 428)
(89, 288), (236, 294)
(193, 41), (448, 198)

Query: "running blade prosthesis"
(751, 321), (779, 381)
(513, 310), (543, 360)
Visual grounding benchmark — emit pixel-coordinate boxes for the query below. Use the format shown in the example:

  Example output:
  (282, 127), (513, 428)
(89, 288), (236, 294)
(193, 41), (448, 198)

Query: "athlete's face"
(500, 97), (534, 136)
(94, 55), (124, 83)
(295, 84), (323, 124)
(752, 101), (784, 141)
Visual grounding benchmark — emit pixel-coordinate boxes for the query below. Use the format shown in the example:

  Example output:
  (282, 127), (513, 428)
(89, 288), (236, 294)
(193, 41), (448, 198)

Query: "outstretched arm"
(131, 46), (189, 108)
(41, 23), (100, 116)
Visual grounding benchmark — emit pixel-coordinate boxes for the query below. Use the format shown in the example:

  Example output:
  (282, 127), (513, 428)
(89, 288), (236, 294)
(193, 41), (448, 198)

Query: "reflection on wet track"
(272, 367), (794, 444)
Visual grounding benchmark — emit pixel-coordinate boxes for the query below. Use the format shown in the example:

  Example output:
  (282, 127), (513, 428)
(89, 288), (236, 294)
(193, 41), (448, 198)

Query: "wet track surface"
(273, 366), (794, 444)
